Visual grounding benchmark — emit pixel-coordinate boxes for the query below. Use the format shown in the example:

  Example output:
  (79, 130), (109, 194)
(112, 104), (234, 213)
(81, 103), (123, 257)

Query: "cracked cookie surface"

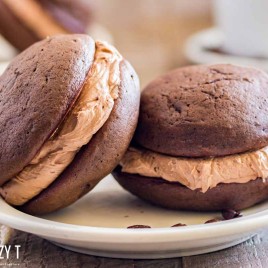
(135, 64), (268, 157)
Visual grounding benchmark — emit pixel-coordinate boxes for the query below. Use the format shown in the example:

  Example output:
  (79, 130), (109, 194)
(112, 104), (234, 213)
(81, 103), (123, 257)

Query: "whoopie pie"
(0, 0), (94, 51)
(114, 64), (268, 211)
(0, 34), (140, 215)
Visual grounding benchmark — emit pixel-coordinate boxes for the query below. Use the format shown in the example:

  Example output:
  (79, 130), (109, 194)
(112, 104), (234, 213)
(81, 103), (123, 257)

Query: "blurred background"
(1, 0), (268, 87)
(96, 0), (212, 87)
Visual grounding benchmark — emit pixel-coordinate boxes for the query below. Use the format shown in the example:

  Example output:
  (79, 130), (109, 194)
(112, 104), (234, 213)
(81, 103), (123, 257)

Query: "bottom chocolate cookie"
(113, 167), (268, 211)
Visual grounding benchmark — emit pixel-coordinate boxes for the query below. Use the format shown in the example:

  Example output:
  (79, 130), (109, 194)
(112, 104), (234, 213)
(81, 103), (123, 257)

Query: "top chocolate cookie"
(0, 34), (94, 184)
(135, 64), (268, 157)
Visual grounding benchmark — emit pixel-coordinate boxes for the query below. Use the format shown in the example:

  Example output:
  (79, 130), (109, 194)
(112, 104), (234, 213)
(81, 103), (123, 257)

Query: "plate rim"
(1, 196), (268, 244)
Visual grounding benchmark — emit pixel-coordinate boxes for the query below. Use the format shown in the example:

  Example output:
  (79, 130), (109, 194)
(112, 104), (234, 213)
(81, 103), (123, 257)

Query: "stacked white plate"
(184, 27), (268, 72)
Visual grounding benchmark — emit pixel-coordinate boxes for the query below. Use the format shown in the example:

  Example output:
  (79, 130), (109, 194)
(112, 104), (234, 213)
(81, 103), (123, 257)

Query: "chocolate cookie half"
(113, 168), (268, 211)
(114, 64), (268, 211)
(0, 34), (140, 215)
(0, 0), (94, 51)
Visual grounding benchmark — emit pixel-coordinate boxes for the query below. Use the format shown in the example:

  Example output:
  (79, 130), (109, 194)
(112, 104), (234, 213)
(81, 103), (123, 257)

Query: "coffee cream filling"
(3, 0), (69, 39)
(120, 147), (268, 193)
(0, 41), (123, 206)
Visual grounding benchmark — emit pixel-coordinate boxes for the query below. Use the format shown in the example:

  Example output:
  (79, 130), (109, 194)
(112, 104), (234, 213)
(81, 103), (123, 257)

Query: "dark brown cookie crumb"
(171, 223), (187, 227)
(127, 225), (151, 229)
(205, 219), (222, 224)
(222, 209), (242, 220)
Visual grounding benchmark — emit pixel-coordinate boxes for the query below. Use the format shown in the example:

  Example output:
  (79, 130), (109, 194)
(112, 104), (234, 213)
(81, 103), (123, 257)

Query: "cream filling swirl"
(0, 41), (122, 205)
(120, 147), (268, 192)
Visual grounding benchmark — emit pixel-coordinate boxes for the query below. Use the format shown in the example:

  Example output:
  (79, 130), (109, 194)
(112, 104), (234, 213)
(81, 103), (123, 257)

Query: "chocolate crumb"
(127, 225), (151, 229)
(171, 223), (187, 227)
(205, 219), (221, 224)
(222, 209), (242, 220)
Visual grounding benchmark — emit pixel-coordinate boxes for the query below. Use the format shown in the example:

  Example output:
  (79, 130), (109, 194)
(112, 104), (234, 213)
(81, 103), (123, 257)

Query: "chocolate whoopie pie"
(0, 0), (94, 51)
(0, 34), (140, 215)
(113, 64), (268, 211)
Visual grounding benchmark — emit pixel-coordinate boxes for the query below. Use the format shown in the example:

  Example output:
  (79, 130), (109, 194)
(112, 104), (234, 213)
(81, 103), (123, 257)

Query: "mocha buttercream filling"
(120, 147), (268, 193)
(0, 41), (123, 205)
(2, 0), (69, 38)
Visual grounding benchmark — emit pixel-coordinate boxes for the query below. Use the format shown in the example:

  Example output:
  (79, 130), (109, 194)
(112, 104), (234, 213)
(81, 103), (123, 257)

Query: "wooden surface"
(0, 229), (268, 267)
(2, 0), (268, 267)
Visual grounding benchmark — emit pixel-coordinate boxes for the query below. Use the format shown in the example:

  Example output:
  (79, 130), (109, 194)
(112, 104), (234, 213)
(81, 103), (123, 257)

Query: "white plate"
(0, 175), (268, 259)
(184, 27), (268, 72)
